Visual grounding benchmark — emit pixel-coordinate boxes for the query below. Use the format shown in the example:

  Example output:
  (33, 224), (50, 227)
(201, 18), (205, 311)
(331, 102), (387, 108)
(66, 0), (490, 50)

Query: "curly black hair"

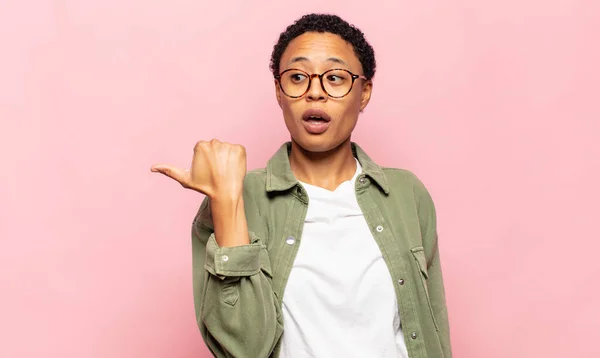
(269, 13), (376, 80)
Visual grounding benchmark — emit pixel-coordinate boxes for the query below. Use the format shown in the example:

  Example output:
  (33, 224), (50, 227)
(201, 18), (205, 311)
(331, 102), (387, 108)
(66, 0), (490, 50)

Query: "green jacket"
(192, 142), (452, 358)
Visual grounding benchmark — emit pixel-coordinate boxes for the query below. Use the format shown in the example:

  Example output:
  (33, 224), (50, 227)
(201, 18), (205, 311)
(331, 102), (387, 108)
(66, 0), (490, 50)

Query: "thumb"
(150, 164), (189, 185)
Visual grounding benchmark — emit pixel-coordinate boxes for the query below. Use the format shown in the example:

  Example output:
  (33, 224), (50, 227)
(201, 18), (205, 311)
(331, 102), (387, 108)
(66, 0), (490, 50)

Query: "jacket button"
(376, 225), (384, 232)
(286, 236), (295, 245)
(398, 279), (405, 285)
(359, 177), (366, 183)
(411, 331), (418, 339)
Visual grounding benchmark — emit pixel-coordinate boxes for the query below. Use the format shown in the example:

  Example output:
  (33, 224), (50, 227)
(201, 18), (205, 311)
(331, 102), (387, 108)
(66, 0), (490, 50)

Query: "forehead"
(280, 32), (362, 72)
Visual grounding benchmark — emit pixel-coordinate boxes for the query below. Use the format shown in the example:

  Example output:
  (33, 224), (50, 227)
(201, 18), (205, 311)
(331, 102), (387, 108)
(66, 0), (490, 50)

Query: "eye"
(289, 72), (307, 83)
(325, 71), (350, 85)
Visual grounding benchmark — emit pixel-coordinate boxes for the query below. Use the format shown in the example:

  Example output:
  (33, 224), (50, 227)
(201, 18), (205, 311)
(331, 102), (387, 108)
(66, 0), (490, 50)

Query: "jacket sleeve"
(191, 192), (283, 358)
(417, 183), (453, 358)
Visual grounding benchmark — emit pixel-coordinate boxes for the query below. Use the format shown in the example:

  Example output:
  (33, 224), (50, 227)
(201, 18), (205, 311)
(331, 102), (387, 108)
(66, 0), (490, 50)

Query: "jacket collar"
(265, 141), (390, 195)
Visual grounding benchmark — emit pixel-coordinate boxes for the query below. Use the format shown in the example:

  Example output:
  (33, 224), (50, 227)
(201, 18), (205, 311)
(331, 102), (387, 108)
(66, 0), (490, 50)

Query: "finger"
(150, 164), (188, 184)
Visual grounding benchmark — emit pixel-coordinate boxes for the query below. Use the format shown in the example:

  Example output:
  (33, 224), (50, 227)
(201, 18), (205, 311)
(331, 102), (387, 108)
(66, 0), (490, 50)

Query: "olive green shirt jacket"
(192, 142), (452, 358)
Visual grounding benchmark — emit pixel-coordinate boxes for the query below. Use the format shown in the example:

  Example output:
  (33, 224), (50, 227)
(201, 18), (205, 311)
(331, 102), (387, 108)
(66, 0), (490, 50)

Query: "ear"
(274, 80), (283, 109)
(359, 80), (373, 112)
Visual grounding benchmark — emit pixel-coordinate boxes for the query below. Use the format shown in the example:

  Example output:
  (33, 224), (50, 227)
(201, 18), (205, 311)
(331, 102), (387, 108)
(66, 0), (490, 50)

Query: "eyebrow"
(287, 56), (350, 67)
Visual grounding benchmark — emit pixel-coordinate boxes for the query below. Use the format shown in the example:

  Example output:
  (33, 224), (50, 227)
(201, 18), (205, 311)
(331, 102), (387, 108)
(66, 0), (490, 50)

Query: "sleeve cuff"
(204, 232), (263, 279)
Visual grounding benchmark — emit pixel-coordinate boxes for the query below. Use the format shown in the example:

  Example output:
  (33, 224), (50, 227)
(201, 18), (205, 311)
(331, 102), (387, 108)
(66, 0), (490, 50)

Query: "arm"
(192, 193), (282, 358)
(417, 185), (453, 357)
(151, 141), (281, 356)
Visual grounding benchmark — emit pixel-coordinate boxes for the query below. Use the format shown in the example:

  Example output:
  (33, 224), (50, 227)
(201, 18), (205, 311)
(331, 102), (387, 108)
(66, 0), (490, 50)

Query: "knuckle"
(179, 178), (192, 188)
(193, 141), (206, 152)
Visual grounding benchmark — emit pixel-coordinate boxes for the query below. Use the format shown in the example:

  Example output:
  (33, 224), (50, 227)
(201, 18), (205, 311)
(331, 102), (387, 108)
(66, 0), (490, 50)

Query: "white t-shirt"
(279, 158), (408, 358)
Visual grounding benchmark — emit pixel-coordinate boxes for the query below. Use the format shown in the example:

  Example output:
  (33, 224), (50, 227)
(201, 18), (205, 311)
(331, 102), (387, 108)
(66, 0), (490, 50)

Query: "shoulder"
(244, 168), (268, 188)
(381, 167), (423, 187)
(381, 167), (439, 253)
(242, 168), (268, 201)
(381, 167), (433, 203)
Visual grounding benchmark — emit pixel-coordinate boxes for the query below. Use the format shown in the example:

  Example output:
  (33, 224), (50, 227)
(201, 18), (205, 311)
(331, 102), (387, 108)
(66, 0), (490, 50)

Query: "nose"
(306, 74), (327, 102)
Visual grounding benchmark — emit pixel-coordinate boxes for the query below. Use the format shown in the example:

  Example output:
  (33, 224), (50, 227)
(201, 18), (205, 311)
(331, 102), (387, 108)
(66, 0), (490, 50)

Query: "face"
(275, 32), (373, 153)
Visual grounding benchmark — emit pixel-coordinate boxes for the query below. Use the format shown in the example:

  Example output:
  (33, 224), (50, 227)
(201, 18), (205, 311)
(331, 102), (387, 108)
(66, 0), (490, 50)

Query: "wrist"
(210, 194), (249, 247)
(210, 192), (243, 209)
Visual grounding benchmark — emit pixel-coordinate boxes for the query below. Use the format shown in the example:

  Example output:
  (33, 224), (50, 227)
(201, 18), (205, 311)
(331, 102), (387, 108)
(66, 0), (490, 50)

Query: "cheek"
(340, 94), (363, 118)
(281, 101), (293, 117)
(281, 99), (302, 118)
(280, 100), (300, 127)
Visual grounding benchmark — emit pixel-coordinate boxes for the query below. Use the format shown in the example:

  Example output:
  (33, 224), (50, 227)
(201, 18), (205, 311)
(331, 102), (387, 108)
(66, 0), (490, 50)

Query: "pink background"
(1, 0), (599, 357)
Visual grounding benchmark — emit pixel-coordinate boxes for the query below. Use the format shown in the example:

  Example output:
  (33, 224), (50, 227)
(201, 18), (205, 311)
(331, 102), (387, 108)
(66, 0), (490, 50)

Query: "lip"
(301, 109), (331, 134)
(302, 109), (331, 122)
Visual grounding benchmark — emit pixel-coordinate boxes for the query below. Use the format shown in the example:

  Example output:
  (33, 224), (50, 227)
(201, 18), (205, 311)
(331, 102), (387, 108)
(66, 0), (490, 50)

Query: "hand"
(151, 139), (247, 199)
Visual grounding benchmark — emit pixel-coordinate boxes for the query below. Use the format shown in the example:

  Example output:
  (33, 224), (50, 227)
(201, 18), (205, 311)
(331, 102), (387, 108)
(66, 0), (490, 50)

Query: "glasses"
(275, 68), (368, 99)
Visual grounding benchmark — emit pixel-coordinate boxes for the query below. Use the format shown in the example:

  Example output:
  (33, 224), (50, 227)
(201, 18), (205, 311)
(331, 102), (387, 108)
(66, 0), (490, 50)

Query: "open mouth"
(302, 109), (331, 134)
(302, 109), (331, 122)
(305, 116), (329, 124)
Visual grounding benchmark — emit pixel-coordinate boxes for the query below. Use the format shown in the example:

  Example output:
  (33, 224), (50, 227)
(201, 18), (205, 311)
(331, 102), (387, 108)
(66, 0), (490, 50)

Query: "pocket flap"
(410, 246), (429, 279)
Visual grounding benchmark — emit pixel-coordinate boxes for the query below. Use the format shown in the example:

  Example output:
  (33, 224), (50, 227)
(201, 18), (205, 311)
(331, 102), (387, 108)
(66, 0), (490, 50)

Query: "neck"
(289, 137), (358, 191)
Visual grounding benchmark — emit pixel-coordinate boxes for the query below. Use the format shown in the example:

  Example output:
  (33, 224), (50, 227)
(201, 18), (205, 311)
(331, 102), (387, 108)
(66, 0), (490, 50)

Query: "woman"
(152, 13), (452, 358)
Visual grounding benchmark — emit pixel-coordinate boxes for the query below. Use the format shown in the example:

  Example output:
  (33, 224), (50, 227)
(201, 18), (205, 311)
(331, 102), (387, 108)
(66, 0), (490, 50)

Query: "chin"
(291, 133), (349, 154)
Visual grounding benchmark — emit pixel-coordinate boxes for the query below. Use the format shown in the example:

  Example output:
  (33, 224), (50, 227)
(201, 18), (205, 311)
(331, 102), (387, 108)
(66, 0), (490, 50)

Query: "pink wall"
(1, 0), (599, 357)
